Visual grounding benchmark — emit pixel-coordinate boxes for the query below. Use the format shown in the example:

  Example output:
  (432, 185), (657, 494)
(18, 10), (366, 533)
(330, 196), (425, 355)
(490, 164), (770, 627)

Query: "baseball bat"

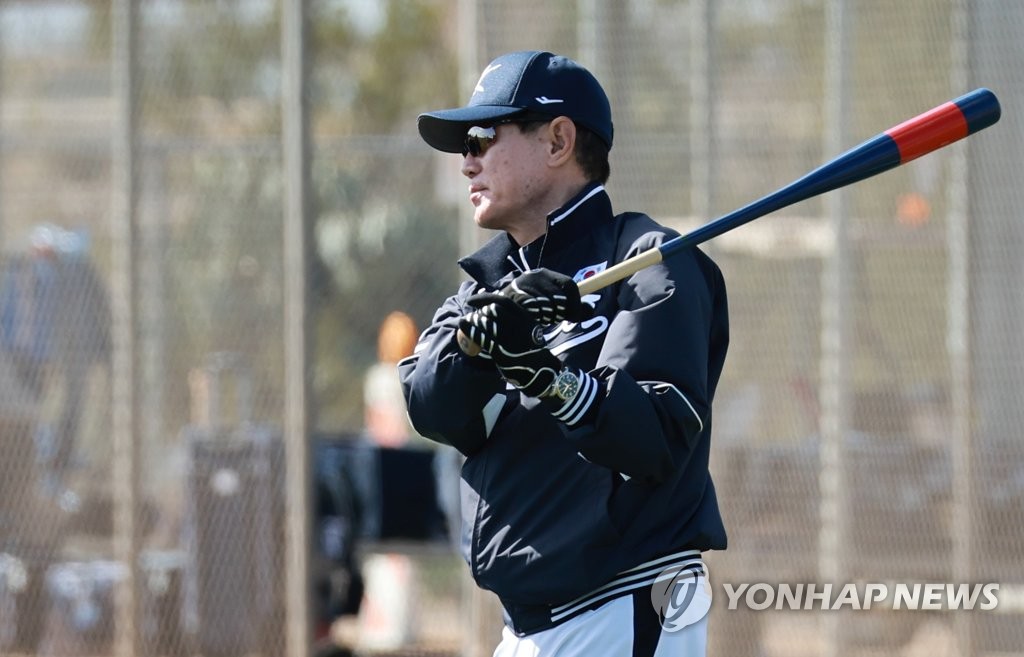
(458, 87), (1001, 356)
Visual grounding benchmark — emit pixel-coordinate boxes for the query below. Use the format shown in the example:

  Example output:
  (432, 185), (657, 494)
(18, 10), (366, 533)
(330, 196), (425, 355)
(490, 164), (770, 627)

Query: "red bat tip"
(885, 88), (1001, 164)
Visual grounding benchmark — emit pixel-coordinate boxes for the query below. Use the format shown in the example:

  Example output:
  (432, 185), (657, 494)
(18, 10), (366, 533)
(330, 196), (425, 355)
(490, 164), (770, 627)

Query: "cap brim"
(417, 105), (525, 153)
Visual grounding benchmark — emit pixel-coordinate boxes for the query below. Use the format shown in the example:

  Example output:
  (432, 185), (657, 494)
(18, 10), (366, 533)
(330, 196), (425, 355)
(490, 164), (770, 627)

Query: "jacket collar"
(458, 182), (613, 287)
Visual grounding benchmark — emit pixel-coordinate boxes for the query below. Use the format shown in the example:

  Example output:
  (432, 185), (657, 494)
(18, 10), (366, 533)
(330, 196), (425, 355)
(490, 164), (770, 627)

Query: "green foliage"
(353, 1), (458, 132)
(312, 0), (458, 135)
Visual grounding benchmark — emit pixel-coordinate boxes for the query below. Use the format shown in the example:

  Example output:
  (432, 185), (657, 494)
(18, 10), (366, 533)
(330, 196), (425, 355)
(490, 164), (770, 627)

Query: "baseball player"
(399, 51), (729, 656)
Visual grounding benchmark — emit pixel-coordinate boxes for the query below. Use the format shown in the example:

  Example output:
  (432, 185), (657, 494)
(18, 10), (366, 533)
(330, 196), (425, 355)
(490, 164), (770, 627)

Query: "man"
(399, 51), (729, 656)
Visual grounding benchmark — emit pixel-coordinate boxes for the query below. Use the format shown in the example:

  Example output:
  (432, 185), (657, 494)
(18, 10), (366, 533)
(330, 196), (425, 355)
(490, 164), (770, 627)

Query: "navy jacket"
(399, 184), (729, 624)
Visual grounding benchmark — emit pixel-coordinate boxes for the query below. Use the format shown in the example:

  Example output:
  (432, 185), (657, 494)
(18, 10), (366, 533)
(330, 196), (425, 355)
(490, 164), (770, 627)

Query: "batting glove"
(499, 269), (594, 325)
(459, 293), (561, 398)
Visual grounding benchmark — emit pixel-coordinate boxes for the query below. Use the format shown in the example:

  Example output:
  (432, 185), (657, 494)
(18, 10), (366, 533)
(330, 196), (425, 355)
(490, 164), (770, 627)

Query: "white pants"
(492, 588), (709, 657)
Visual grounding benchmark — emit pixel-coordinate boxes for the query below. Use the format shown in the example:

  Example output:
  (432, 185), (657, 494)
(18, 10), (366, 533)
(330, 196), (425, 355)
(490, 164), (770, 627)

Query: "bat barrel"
(885, 87), (1001, 164)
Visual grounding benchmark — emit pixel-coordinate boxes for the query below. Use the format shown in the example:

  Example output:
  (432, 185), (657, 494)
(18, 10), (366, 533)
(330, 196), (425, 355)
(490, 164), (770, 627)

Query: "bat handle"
(456, 247), (663, 356)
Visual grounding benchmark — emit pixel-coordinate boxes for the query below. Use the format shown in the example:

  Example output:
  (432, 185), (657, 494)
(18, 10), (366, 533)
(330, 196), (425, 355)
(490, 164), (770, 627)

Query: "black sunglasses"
(462, 125), (499, 158)
(461, 114), (553, 157)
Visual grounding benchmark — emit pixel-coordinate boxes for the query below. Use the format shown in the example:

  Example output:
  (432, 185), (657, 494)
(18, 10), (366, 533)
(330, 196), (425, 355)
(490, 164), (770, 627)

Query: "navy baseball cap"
(417, 51), (613, 153)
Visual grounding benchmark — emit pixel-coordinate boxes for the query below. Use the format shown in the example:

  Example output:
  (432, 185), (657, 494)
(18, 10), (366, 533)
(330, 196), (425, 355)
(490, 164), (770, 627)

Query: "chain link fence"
(0, 1), (1020, 656)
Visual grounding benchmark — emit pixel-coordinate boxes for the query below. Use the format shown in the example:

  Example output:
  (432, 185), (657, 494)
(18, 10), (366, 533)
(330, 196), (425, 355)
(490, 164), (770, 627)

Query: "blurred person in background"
(366, 310), (461, 543)
(363, 310), (419, 448)
(0, 224), (111, 488)
(325, 311), (454, 652)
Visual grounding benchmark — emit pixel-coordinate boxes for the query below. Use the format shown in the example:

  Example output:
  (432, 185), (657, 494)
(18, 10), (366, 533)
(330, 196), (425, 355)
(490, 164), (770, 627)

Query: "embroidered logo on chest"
(572, 262), (607, 284)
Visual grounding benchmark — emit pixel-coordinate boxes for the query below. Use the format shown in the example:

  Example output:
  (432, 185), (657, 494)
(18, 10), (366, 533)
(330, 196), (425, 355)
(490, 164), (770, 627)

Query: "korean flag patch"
(573, 262), (607, 284)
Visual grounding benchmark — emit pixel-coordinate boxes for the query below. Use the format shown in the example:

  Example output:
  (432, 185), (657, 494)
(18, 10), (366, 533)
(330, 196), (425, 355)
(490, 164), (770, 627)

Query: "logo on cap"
(475, 63), (502, 94)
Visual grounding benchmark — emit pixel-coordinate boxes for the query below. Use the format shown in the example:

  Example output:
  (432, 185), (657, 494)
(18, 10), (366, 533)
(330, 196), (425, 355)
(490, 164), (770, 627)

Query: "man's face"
(460, 123), (553, 238)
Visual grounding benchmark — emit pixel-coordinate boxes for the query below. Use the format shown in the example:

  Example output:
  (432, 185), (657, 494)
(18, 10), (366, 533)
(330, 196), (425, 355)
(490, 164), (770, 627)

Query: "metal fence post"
(689, 0), (715, 227)
(819, 1), (852, 655)
(965, 2), (1024, 654)
(283, 1), (313, 656)
(948, 2), (974, 654)
(111, 1), (142, 656)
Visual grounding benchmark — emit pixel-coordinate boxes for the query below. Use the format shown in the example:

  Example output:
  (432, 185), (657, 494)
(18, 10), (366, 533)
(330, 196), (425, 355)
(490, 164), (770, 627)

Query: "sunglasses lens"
(463, 126), (497, 157)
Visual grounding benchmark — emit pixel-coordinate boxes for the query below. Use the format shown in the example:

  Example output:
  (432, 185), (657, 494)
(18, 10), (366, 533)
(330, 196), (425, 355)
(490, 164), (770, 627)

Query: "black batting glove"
(459, 293), (561, 398)
(499, 269), (594, 325)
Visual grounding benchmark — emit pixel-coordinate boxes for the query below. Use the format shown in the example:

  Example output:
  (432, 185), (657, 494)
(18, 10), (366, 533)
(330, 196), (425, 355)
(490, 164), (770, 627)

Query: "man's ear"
(547, 117), (577, 165)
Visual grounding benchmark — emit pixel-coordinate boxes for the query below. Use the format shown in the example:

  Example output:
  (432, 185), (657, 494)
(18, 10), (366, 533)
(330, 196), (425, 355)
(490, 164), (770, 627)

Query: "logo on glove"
(530, 325), (547, 346)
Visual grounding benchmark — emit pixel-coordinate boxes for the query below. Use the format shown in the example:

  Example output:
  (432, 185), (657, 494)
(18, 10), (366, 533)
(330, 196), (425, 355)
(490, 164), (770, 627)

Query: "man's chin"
(473, 212), (502, 232)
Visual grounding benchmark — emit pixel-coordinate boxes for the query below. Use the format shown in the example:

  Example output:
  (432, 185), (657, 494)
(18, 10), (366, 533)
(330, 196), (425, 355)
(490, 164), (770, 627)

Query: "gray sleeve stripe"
(482, 392), (507, 438)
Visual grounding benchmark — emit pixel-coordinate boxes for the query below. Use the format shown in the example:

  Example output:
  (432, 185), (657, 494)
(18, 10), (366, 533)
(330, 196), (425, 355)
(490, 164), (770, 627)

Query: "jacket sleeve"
(398, 280), (508, 457)
(562, 236), (728, 484)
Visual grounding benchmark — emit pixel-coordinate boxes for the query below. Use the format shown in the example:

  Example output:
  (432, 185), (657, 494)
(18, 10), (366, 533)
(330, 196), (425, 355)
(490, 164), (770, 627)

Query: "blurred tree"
(351, 0), (458, 133)
(312, 162), (458, 429)
(79, 0), (462, 431)
(308, 0), (461, 430)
